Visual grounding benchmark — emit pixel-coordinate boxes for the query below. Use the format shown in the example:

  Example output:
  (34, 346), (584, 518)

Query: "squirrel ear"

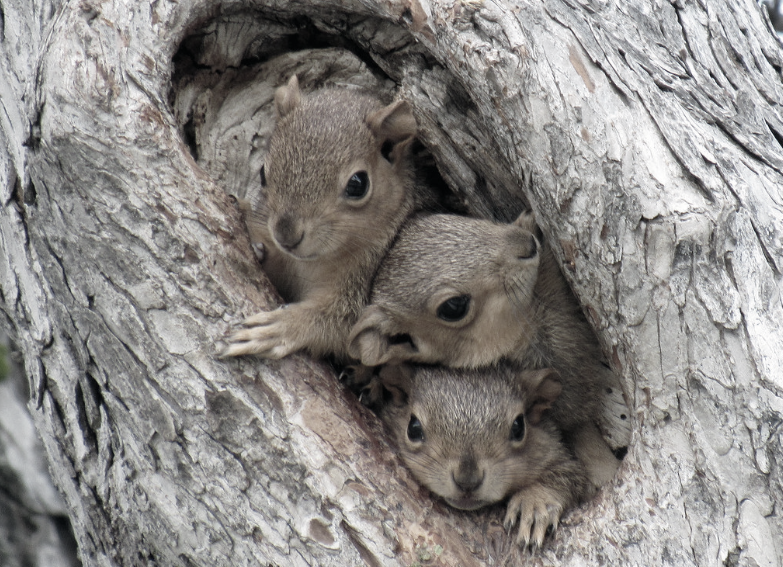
(348, 306), (417, 366)
(348, 305), (392, 364)
(525, 369), (562, 425)
(378, 364), (414, 406)
(367, 100), (417, 147)
(512, 209), (545, 243)
(512, 210), (537, 232)
(274, 75), (302, 117)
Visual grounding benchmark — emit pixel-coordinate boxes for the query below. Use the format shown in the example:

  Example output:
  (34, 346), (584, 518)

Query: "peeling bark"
(1, 0), (782, 566)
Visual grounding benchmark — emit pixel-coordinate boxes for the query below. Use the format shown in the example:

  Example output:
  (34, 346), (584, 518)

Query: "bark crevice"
(0, 0), (781, 565)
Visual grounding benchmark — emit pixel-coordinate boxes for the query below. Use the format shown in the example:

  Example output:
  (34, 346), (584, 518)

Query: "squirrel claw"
(338, 367), (355, 383)
(339, 364), (375, 388)
(504, 486), (564, 550)
(242, 306), (286, 328)
(220, 339), (292, 359)
(221, 307), (301, 359)
(340, 365), (382, 406)
(357, 379), (385, 408)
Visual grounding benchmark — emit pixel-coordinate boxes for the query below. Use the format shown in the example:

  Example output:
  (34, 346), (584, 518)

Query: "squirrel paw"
(358, 376), (386, 408)
(503, 485), (565, 550)
(221, 307), (300, 359)
(339, 366), (384, 407)
(339, 364), (375, 388)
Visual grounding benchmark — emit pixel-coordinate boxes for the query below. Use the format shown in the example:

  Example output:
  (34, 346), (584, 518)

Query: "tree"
(0, 331), (80, 567)
(1, 0), (782, 565)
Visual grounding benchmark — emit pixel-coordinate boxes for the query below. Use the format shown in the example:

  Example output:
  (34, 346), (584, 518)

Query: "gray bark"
(1, 0), (781, 566)
(0, 331), (80, 567)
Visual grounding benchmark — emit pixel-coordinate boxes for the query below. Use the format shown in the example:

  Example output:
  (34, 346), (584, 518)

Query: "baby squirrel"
(223, 76), (421, 362)
(348, 212), (620, 487)
(375, 363), (589, 549)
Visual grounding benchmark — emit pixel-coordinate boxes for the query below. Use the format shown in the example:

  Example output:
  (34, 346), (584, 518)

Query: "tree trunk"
(1, 0), (782, 565)
(0, 331), (80, 567)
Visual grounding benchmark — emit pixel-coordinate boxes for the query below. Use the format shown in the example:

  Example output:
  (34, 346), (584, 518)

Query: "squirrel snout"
(273, 215), (305, 251)
(452, 457), (485, 493)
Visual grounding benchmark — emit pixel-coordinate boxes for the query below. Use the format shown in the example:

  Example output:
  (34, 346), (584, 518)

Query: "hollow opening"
(169, 10), (457, 210)
(167, 6), (631, 556)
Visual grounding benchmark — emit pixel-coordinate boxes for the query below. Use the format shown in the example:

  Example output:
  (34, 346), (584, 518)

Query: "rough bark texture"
(1, 0), (781, 566)
(0, 331), (80, 567)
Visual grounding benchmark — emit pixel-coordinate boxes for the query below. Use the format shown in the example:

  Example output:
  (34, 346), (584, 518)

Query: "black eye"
(436, 295), (471, 322)
(260, 165), (266, 187)
(345, 171), (369, 199)
(510, 414), (525, 442)
(407, 415), (424, 442)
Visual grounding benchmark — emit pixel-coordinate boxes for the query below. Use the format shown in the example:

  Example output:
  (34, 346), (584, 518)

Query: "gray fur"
(378, 363), (590, 548)
(349, 213), (620, 495)
(224, 78), (419, 362)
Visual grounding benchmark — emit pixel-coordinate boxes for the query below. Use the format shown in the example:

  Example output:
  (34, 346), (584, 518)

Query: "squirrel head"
(379, 364), (562, 510)
(261, 75), (418, 263)
(348, 212), (541, 367)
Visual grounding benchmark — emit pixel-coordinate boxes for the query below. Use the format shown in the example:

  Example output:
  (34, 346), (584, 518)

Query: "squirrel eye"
(345, 171), (369, 199)
(260, 165), (266, 187)
(407, 415), (424, 442)
(436, 295), (471, 322)
(510, 414), (526, 442)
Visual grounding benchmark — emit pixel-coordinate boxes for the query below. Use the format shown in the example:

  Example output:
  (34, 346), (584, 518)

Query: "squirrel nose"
(274, 215), (304, 251)
(452, 456), (484, 493)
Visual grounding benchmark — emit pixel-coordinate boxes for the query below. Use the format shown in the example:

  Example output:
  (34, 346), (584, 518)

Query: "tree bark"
(1, 0), (782, 566)
(0, 331), (81, 567)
